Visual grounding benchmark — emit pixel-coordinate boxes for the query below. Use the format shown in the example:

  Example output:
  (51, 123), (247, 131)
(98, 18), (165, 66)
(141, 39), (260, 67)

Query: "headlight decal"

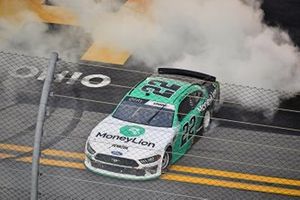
(139, 155), (161, 164)
(87, 141), (96, 155)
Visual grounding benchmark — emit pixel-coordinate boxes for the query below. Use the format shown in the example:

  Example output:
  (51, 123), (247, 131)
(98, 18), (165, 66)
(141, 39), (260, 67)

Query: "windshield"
(112, 97), (174, 128)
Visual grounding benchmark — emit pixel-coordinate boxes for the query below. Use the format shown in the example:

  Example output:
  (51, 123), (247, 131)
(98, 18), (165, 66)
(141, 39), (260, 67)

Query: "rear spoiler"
(158, 68), (216, 82)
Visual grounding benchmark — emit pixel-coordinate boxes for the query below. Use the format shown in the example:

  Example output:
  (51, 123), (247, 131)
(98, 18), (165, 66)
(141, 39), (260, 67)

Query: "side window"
(178, 90), (203, 121)
(189, 90), (203, 109)
(178, 96), (192, 121)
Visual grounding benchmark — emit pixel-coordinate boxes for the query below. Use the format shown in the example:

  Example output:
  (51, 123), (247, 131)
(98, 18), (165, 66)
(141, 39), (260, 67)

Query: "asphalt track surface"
(0, 53), (299, 200)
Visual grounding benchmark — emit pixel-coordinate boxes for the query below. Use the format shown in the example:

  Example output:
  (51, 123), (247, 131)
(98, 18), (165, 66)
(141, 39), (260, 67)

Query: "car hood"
(88, 116), (176, 159)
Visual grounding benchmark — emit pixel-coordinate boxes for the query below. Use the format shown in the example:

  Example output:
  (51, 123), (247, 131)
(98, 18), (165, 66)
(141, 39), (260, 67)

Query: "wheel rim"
(203, 111), (211, 129)
(162, 152), (170, 170)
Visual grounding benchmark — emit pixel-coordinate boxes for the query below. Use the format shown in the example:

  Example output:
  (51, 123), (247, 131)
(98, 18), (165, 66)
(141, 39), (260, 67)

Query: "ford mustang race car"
(84, 68), (220, 180)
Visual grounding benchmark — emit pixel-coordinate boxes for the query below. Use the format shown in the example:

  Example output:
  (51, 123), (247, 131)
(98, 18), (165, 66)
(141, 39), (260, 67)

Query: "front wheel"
(161, 147), (172, 171)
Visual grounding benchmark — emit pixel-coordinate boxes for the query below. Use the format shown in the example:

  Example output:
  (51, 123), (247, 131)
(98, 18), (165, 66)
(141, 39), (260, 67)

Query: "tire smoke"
(1, 0), (299, 99)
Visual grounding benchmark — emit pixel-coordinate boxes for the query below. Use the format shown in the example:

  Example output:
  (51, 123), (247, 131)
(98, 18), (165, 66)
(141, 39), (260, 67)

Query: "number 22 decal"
(141, 80), (181, 98)
(181, 116), (196, 146)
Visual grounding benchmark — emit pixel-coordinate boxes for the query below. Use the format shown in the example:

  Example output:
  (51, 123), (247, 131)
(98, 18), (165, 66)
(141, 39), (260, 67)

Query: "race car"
(84, 68), (220, 180)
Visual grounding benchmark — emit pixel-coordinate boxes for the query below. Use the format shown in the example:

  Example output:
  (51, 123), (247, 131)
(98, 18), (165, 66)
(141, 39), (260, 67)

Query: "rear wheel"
(161, 147), (172, 171)
(203, 110), (211, 131)
(193, 110), (211, 145)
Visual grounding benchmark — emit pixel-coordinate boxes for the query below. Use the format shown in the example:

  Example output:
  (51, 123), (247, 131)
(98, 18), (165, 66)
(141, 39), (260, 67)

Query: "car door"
(189, 90), (205, 133)
(172, 90), (201, 162)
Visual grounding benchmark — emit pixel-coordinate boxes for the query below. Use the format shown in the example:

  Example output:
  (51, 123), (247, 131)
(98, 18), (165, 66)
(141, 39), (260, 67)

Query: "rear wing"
(158, 68), (216, 82)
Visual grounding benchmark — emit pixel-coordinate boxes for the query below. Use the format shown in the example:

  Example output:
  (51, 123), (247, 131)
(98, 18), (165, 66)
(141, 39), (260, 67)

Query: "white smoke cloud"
(166, 1), (300, 91)
(53, 0), (300, 92)
(0, 7), (89, 61)
(1, 0), (300, 93)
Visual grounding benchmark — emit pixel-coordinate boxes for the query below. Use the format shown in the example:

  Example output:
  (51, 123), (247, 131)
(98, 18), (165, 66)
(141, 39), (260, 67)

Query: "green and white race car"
(85, 68), (220, 180)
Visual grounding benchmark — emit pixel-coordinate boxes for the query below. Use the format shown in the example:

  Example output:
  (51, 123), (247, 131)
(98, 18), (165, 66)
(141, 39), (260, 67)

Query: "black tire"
(193, 110), (211, 145)
(203, 110), (211, 131)
(161, 147), (172, 171)
(213, 94), (221, 113)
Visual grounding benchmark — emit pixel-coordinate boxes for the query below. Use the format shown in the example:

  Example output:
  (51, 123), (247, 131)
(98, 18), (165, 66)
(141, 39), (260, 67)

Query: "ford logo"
(111, 151), (122, 156)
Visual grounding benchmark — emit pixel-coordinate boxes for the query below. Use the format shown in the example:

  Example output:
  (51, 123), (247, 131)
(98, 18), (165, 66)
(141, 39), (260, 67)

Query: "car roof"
(128, 76), (194, 104)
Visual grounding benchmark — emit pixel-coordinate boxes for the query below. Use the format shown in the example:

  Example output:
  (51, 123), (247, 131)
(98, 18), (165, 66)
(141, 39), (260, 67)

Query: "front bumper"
(85, 156), (161, 180)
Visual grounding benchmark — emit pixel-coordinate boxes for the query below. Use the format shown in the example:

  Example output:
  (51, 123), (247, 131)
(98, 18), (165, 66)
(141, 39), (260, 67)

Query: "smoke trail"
(54, 0), (300, 92)
(0, 1), (90, 61)
(1, 0), (299, 93)
(53, 0), (299, 114)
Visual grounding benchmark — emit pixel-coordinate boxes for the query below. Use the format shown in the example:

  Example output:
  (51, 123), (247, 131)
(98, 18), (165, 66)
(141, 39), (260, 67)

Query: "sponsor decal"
(152, 102), (165, 107)
(110, 144), (128, 150)
(145, 101), (175, 110)
(120, 125), (145, 137)
(111, 151), (123, 156)
(124, 97), (175, 110)
(197, 90), (217, 112)
(126, 97), (148, 104)
(96, 132), (155, 148)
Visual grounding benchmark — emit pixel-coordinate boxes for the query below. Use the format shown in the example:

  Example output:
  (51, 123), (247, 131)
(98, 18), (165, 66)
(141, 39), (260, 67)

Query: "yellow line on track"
(161, 173), (300, 197)
(171, 165), (300, 187)
(1, 142), (300, 197)
(0, 143), (84, 159)
(0, 143), (32, 152)
(16, 156), (85, 170)
(10, 155), (300, 197)
(0, 152), (14, 159)
(43, 149), (84, 160)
